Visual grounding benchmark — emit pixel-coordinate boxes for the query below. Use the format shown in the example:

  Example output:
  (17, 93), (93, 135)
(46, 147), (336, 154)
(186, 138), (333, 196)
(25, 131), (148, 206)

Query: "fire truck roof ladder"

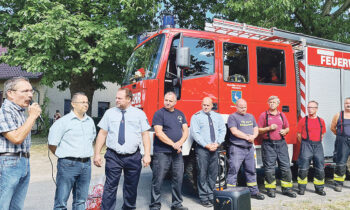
(205, 18), (350, 52)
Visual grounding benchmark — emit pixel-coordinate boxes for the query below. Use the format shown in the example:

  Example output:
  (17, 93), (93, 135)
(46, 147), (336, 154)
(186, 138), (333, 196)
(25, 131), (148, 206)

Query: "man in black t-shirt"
(149, 92), (189, 210)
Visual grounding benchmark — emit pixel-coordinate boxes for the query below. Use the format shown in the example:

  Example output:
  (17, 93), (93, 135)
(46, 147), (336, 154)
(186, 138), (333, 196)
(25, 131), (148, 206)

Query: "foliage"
(162, 0), (350, 44)
(0, 0), (160, 107)
(36, 93), (51, 137)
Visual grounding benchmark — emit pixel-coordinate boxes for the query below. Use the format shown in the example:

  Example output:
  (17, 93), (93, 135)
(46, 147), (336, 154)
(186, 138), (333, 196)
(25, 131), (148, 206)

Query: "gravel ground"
(24, 149), (350, 210)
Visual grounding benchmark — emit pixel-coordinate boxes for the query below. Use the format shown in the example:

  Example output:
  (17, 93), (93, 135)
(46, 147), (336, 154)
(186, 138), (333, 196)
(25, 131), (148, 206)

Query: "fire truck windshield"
(123, 34), (165, 85)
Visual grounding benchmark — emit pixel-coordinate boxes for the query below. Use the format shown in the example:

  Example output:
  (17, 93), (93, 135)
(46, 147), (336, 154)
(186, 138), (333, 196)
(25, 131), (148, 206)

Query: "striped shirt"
(0, 99), (30, 153)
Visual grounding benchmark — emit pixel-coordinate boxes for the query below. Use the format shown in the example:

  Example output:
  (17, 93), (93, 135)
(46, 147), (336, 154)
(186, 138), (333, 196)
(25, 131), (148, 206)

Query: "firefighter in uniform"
(258, 96), (296, 198)
(297, 101), (326, 196)
(227, 99), (265, 200)
(331, 97), (350, 192)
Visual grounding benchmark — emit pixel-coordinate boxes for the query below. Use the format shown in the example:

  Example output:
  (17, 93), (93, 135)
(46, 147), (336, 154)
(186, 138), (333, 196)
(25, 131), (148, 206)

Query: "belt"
(302, 139), (322, 144)
(0, 152), (30, 158)
(63, 157), (90, 163)
(107, 148), (140, 156)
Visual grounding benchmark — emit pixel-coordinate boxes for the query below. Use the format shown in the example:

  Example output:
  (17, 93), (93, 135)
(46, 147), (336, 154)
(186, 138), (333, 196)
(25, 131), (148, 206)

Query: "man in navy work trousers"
(258, 95), (296, 198)
(331, 97), (350, 192)
(0, 76), (42, 210)
(150, 91), (189, 210)
(190, 97), (226, 207)
(296, 100), (326, 196)
(48, 92), (96, 209)
(94, 88), (151, 210)
(227, 99), (265, 200)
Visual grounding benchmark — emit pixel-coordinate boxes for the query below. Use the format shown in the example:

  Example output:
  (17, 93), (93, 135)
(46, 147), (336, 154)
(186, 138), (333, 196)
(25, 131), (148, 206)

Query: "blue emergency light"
(162, 15), (175, 28)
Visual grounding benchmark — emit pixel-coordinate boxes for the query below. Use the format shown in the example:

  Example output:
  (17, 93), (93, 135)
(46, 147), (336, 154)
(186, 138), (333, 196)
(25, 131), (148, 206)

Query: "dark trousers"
(262, 139), (293, 191)
(195, 146), (218, 202)
(297, 140), (325, 191)
(227, 144), (259, 195)
(102, 149), (142, 210)
(334, 136), (350, 186)
(150, 152), (184, 210)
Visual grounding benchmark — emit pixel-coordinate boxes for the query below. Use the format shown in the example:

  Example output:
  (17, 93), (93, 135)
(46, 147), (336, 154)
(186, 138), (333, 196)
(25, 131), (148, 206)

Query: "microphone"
(30, 100), (44, 123)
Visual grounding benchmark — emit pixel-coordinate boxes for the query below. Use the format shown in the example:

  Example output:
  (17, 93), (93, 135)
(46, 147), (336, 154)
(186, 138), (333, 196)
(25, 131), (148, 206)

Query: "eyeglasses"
(72, 101), (90, 105)
(11, 89), (35, 94)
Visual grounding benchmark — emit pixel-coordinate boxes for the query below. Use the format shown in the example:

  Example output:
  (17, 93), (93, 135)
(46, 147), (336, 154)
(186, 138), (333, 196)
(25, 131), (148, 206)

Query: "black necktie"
(206, 112), (215, 142)
(118, 110), (126, 145)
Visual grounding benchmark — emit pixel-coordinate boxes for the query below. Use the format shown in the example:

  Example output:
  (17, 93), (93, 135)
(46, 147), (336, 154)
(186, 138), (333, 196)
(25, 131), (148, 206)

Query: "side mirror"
(176, 47), (190, 68)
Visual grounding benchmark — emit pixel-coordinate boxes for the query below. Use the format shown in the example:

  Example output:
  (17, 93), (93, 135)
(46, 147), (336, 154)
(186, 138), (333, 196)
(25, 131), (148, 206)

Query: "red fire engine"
(122, 17), (350, 185)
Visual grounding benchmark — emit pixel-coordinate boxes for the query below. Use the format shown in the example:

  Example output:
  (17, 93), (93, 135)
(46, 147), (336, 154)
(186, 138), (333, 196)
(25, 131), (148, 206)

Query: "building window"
(98, 102), (110, 117)
(64, 99), (71, 115)
(223, 42), (249, 83)
(257, 47), (286, 85)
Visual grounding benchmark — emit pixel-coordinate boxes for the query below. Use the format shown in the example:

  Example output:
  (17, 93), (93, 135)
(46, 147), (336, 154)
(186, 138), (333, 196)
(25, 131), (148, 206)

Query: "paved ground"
(24, 151), (350, 210)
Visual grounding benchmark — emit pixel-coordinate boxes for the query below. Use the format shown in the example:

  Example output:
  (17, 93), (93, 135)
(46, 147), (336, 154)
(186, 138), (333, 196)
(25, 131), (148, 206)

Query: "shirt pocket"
(126, 119), (141, 132)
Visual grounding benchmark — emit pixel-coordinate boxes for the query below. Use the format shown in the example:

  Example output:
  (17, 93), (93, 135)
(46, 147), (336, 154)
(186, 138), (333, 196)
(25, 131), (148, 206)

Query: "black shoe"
(282, 189), (297, 198)
(266, 189), (276, 198)
(251, 193), (265, 200)
(200, 200), (213, 208)
(171, 206), (189, 210)
(315, 189), (326, 196)
(298, 188), (305, 195)
(334, 185), (342, 192)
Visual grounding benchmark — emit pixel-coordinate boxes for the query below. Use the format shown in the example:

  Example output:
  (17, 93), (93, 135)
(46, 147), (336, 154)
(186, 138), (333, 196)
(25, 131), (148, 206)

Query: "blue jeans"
(54, 158), (91, 210)
(150, 152), (184, 210)
(0, 156), (30, 210)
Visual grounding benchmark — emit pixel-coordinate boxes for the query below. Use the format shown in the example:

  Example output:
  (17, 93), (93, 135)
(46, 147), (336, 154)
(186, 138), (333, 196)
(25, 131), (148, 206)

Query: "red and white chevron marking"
(299, 61), (306, 117)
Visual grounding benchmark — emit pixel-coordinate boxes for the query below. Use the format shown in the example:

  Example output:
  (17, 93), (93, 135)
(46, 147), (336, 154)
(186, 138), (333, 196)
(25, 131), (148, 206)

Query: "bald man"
(190, 97), (226, 207)
(226, 99), (265, 200)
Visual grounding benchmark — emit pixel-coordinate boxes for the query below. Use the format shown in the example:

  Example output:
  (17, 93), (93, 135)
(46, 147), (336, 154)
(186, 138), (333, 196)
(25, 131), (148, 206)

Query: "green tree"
(161, 0), (350, 44)
(0, 0), (159, 113)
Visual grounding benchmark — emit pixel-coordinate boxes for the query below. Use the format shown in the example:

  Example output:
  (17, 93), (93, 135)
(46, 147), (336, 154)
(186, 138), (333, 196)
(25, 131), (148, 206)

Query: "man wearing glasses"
(0, 76), (42, 210)
(296, 101), (326, 196)
(48, 92), (96, 209)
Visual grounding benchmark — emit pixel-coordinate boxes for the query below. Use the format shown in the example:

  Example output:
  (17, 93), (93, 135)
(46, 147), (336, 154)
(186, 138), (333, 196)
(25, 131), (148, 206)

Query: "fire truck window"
(176, 37), (214, 78)
(223, 43), (248, 83)
(257, 47), (286, 85)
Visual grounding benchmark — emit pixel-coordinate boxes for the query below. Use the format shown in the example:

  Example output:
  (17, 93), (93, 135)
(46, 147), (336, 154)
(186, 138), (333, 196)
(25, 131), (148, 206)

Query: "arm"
(93, 129), (108, 167)
(330, 113), (339, 135)
(154, 125), (176, 147)
(297, 133), (302, 142)
(173, 124), (189, 150)
(48, 145), (57, 155)
(217, 115), (227, 145)
(252, 126), (259, 139)
(141, 131), (151, 167)
(190, 116), (206, 148)
(230, 127), (250, 141)
(3, 103), (41, 144)
(280, 127), (289, 136)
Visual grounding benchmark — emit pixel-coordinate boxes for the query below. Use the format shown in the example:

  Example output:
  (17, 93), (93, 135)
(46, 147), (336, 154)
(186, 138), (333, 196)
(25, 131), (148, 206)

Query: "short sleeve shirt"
(152, 108), (187, 153)
(297, 116), (326, 142)
(0, 99), (30, 153)
(98, 106), (150, 154)
(48, 111), (96, 158)
(227, 112), (257, 148)
(258, 111), (289, 140)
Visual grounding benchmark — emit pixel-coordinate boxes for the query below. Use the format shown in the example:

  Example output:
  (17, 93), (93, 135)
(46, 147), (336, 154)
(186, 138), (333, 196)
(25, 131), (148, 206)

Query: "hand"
(210, 143), (219, 151)
(93, 154), (103, 167)
(142, 155), (151, 167)
(28, 102), (42, 119)
(173, 141), (182, 150)
(177, 148), (182, 154)
(247, 135), (255, 143)
(270, 124), (277, 130)
(280, 129), (288, 136)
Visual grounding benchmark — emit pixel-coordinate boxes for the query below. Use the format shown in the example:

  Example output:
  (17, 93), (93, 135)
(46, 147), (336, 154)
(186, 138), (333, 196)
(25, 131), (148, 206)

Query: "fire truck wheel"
(183, 149), (198, 194)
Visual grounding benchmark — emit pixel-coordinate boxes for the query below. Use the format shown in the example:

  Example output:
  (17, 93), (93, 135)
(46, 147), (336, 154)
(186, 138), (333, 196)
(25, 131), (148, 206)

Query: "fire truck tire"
(183, 149), (198, 194)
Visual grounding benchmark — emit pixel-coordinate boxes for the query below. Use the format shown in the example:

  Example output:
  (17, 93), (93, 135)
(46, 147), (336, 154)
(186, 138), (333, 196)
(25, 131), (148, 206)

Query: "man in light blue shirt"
(190, 97), (226, 208)
(93, 88), (151, 210)
(48, 92), (96, 210)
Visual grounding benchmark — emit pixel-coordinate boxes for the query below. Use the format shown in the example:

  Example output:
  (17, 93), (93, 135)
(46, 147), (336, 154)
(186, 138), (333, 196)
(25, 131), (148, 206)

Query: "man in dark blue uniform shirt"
(149, 91), (189, 210)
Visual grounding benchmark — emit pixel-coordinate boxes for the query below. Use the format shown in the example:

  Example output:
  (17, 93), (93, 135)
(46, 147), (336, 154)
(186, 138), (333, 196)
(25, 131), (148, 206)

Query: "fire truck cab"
(122, 18), (350, 186)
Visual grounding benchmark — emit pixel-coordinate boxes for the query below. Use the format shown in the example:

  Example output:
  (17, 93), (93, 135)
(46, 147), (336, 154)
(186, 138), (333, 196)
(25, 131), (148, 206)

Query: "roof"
(0, 46), (43, 80)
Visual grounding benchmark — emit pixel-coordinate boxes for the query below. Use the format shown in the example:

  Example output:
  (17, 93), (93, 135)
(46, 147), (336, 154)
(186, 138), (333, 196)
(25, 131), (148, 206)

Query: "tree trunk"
(69, 69), (96, 116)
